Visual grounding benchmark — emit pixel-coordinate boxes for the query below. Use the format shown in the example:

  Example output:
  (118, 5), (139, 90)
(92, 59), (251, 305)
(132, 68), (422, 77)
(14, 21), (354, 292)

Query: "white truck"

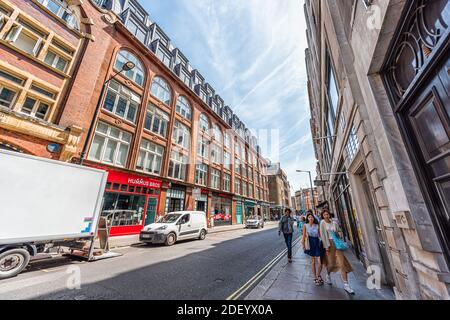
(0, 149), (108, 279)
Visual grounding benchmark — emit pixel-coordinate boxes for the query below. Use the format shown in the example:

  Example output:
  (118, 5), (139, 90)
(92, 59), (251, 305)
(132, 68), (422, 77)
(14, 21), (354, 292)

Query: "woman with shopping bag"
(319, 209), (355, 294)
(301, 213), (323, 286)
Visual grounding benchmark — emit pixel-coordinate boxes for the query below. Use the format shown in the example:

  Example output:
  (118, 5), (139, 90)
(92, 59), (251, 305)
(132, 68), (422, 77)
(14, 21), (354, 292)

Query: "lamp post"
(79, 61), (136, 165)
(296, 170), (316, 215)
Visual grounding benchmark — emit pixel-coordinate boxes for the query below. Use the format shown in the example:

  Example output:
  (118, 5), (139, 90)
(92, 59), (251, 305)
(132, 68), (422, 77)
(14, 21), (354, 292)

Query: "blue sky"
(142, 0), (315, 194)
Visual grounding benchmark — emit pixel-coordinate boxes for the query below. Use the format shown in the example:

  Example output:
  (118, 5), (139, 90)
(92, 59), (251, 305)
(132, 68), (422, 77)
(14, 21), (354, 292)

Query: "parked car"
(140, 211), (208, 246)
(245, 215), (265, 229)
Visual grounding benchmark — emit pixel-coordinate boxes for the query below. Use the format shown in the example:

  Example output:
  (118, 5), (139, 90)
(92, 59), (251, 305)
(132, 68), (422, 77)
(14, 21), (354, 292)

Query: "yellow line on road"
(227, 237), (301, 300)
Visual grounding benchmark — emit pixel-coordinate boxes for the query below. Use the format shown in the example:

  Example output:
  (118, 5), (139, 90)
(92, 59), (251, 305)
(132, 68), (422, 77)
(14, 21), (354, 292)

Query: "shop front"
(211, 193), (233, 226)
(97, 169), (161, 237)
(165, 185), (186, 213)
(195, 189), (209, 213)
(244, 199), (257, 220)
(235, 197), (244, 225)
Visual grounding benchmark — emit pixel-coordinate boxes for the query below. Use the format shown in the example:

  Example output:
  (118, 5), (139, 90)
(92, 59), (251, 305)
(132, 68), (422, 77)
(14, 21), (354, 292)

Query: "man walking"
(279, 208), (295, 263)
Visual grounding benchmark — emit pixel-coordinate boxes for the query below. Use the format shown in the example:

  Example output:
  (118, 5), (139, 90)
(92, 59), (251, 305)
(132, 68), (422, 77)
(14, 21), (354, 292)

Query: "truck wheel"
(0, 249), (30, 280)
(199, 229), (207, 240)
(165, 233), (176, 246)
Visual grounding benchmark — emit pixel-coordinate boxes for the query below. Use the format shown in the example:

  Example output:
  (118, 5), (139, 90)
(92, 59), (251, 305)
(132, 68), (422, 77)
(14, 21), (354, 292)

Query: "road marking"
(226, 237), (301, 300)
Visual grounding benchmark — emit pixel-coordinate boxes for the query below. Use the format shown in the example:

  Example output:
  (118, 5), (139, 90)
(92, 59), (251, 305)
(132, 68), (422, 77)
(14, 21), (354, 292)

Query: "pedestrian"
(319, 209), (355, 294)
(297, 215), (305, 231)
(278, 208), (295, 263)
(302, 213), (323, 285)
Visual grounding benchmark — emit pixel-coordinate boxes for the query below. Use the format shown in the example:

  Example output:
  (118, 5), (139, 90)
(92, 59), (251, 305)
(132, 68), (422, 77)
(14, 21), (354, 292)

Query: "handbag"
(331, 231), (348, 251)
(304, 231), (310, 251)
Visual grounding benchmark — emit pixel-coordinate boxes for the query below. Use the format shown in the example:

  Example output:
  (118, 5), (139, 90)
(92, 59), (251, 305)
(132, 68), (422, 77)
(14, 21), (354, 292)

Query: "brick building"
(0, 0), (270, 237)
(267, 162), (293, 218)
(305, 0), (450, 299)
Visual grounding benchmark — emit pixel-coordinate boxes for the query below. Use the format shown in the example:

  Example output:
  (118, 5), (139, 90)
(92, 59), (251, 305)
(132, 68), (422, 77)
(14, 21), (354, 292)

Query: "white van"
(139, 211), (208, 246)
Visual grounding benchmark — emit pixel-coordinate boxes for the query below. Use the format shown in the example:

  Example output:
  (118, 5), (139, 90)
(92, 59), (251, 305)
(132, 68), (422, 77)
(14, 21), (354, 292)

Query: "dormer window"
(126, 18), (147, 43)
(156, 46), (172, 68)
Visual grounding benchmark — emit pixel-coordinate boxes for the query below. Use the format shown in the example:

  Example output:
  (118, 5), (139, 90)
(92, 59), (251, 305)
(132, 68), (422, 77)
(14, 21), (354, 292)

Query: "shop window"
(175, 96), (192, 120)
(223, 173), (231, 192)
(0, 86), (17, 108)
(20, 97), (50, 120)
(103, 79), (140, 123)
(5, 20), (46, 57)
(150, 76), (171, 105)
(114, 50), (145, 86)
(102, 193), (146, 227)
(36, 0), (80, 30)
(136, 139), (164, 175)
(144, 104), (169, 137)
(172, 120), (190, 149)
(168, 151), (187, 180)
(112, 183), (120, 190)
(44, 50), (69, 72)
(88, 122), (132, 168)
(195, 163), (208, 186)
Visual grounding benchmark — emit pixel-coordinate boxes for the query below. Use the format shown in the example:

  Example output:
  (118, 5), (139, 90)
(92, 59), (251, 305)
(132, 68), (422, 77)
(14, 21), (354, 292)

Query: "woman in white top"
(319, 209), (355, 294)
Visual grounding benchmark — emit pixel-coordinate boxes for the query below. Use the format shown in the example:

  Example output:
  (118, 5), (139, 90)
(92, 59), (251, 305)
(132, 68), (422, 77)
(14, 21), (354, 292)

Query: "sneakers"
(325, 274), (332, 285)
(343, 283), (355, 295)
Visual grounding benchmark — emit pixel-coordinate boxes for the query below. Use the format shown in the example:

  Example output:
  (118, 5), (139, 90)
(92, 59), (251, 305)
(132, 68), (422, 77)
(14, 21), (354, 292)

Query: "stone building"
(304, 0), (450, 299)
(267, 162), (293, 216)
(0, 0), (270, 239)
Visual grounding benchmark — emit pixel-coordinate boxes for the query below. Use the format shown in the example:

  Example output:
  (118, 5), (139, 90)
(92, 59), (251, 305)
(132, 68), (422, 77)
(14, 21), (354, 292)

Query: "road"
(0, 223), (300, 300)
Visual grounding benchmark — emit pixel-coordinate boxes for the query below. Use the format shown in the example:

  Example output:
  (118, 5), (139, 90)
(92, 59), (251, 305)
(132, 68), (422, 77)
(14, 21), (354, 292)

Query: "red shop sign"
(107, 169), (162, 189)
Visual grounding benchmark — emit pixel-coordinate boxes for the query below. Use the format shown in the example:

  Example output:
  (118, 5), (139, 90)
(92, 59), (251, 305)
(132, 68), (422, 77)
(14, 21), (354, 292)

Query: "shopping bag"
(331, 231), (348, 251)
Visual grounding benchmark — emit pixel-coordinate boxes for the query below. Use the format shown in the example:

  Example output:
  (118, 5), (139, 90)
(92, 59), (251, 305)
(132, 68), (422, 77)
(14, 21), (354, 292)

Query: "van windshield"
(158, 214), (182, 224)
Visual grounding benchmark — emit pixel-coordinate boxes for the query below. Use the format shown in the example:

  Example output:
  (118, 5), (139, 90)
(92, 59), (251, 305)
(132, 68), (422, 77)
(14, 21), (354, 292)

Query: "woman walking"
(302, 213), (323, 285)
(319, 209), (355, 294)
(279, 208), (295, 263)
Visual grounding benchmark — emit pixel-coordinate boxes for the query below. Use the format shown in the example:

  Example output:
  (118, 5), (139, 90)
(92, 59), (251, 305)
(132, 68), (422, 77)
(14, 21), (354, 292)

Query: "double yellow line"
(227, 236), (301, 300)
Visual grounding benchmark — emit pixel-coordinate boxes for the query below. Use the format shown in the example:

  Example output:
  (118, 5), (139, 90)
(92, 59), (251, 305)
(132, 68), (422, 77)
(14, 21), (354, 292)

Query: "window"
(223, 174), (231, 192)
(126, 19), (146, 43)
(248, 167), (253, 181)
(5, 20), (45, 56)
(197, 136), (209, 159)
(211, 168), (221, 190)
(235, 179), (241, 195)
(242, 182), (247, 197)
(180, 70), (190, 87)
(0, 86), (17, 108)
(211, 143), (222, 164)
(175, 96), (191, 120)
(248, 184), (253, 198)
(136, 139), (164, 175)
(150, 76), (171, 105)
(235, 158), (241, 175)
(37, 0), (79, 30)
(195, 163), (208, 186)
(88, 122), (132, 167)
(114, 50), (145, 86)
(156, 47), (172, 68)
(326, 50), (339, 122)
(235, 143), (241, 158)
(224, 133), (231, 149)
(20, 96), (50, 120)
(213, 124), (222, 143)
(103, 80), (140, 123)
(224, 152), (231, 170)
(144, 104), (169, 137)
(168, 151), (188, 180)
(199, 113), (210, 132)
(346, 126), (359, 161)
(172, 121), (190, 149)
(0, 70), (24, 85)
(31, 84), (55, 98)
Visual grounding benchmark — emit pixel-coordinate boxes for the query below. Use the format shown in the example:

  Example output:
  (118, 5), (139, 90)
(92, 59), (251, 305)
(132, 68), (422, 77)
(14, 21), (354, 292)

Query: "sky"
(142, 0), (315, 194)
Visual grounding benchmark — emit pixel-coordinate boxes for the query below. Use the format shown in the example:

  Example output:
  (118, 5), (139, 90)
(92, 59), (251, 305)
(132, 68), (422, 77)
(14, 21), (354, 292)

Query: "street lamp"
(79, 61), (136, 165)
(296, 170), (316, 215)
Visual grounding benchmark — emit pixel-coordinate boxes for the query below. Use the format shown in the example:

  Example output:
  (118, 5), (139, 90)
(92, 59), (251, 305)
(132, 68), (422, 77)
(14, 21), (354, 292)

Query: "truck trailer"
(0, 149), (108, 279)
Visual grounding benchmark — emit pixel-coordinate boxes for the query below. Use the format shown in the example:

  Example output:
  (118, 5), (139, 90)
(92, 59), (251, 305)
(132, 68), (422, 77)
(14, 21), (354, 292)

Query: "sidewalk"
(245, 241), (395, 300)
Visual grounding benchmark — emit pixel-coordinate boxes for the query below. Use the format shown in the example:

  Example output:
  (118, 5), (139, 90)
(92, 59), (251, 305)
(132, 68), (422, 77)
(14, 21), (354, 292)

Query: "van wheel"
(165, 233), (176, 246)
(199, 229), (207, 240)
(0, 249), (30, 280)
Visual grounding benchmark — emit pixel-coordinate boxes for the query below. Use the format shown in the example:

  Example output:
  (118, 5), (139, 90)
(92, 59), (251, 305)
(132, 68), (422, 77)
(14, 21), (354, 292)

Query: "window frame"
(175, 96), (192, 120)
(20, 96), (50, 120)
(168, 151), (188, 181)
(144, 103), (169, 138)
(136, 139), (164, 175)
(150, 76), (172, 106)
(195, 163), (208, 186)
(114, 50), (145, 87)
(103, 79), (141, 124)
(172, 120), (190, 149)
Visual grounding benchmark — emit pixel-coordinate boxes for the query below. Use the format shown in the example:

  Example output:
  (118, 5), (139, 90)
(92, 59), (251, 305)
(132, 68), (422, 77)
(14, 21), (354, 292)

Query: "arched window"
(175, 96), (192, 120)
(114, 50), (145, 86)
(213, 124), (223, 143)
(151, 76), (172, 105)
(37, 0), (80, 30)
(199, 113), (210, 132)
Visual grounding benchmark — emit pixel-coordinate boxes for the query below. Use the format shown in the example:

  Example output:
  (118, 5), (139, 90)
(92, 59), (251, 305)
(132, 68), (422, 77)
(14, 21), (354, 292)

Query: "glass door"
(144, 197), (158, 226)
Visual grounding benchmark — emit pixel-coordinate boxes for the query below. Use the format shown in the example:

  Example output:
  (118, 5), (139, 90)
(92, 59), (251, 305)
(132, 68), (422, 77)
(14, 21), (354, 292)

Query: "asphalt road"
(0, 223), (300, 300)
